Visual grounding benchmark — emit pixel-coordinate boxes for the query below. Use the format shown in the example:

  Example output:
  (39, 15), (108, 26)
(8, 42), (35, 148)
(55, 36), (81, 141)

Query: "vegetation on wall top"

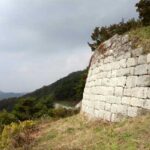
(88, 0), (150, 51)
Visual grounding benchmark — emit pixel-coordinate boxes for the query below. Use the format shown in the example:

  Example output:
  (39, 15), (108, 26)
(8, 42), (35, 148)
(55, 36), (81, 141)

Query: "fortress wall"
(81, 34), (150, 122)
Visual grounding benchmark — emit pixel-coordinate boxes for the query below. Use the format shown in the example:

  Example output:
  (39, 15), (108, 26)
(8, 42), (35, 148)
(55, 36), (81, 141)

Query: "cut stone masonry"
(81, 34), (150, 122)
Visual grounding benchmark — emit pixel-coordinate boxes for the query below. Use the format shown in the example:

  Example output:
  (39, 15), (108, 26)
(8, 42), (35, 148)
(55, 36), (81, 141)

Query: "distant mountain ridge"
(0, 69), (88, 111)
(0, 91), (24, 100)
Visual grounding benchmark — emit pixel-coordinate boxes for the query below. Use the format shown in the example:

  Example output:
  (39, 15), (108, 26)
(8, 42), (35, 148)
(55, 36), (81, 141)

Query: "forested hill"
(0, 91), (24, 100)
(24, 69), (87, 101)
(0, 69), (88, 111)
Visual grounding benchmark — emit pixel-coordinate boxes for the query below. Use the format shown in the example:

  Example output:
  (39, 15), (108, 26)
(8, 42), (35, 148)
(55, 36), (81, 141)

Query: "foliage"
(88, 19), (141, 51)
(48, 107), (80, 118)
(0, 69), (87, 123)
(88, 1), (150, 51)
(32, 114), (150, 150)
(0, 110), (17, 126)
(136, 0), (150, 25)
(13, 97), (54, 121)
(0, 120), (36, 150)
(129, 26), (150, 53)
(27, 69), (88, 102)
(53, 69), (88, 101)
(0, 98), (18, 112)
(0, 69), (87, 114)
(0, 110), (17, 133)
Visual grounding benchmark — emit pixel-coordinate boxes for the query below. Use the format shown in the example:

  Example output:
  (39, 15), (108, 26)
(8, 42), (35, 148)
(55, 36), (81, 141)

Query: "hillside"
(0, 69), (88, 112)
(24, 69), (88, 102)
(0, 98), (18, 112)
(0, 91), (24, 100)
(30, 113), (150, 150)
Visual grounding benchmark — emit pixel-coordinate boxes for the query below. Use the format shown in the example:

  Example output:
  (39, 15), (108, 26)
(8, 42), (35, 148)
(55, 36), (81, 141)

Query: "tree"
(136, 0), (150, 25)
(0, 110), (17, 125)
(88, 19), (140, 51)
(13, 98), (36, 120)
(13, 97), (54, 120)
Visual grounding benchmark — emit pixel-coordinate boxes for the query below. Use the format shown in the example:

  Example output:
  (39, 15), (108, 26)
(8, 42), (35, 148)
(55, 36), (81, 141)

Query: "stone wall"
(81, 34), (150, 122)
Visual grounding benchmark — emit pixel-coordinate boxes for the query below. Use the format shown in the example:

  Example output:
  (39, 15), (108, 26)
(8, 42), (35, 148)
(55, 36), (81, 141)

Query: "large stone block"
(138, 55), (147, 64)
(122, 96), (131, 105)
(104, 56), (114, 63)
(117, 104), (128, 115)
(116, 68), (130, 77)
(95, 79), (102, 86)
(110, 78), (118, 86)
(111, 104), (128, 115)
(106, 71), (112, 78)
(102, 78), (118, 87)
(124, 88), (132, 97)
(102, 63), (111, 71)
(115, 87), (123, 96)
(137, 75), (150, 87)
(92, 87), (99, 95)
(96, 95), (105, 102)
(116, 54), (125, 61)
(128, 106), (139, 117)
(131, 47), (143, 57)
(147, 88), (150, 98)
(111, 104), (118, 113)
(129, 67), (135, 75)
(131, 87), (148, 99)
(124, 52), (131, 59)
(127, 57), (138, 67)
(147, 64), (150, 74)
(143, 100), (150, 109)
(135, 64), (148, 75)
(101, 78), (111, 86)
(105, 96), (122, 104)
(126, 76), (137, 88)
(111, 62), (120, 70)
(130, 97), (144, 107)
(105, 103), (111, 111)
(119, 59), (127, 68)
(99, 86), (114, 96)
(92, 68), (96, 75)
(147, 53), (150, 63)
(116, 76), (126, 87)
(98, 101), (106, 110)
(94, 109), (105, 119)
(112, 70), (117, 77)
(94, 101), (101, 110)
(98, 72), (107, 79)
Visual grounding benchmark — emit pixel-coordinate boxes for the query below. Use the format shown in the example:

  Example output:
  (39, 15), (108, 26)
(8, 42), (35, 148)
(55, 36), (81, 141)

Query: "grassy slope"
(129, 25), (150, 53)
(31, 114), (150, 150)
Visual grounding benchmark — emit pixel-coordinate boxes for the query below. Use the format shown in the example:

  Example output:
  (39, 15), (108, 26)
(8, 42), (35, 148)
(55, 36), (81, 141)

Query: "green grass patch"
(129, 26), (150, 53)
(31, 114), (150, 150)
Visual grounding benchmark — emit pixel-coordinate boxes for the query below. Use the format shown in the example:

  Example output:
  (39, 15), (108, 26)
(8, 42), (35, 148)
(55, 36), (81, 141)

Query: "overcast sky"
(0, 0), (139, 93)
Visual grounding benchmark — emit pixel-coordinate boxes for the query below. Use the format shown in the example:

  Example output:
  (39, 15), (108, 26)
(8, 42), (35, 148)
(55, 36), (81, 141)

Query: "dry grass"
(129, 26), (150, 54)
(31, 114), (150, 150)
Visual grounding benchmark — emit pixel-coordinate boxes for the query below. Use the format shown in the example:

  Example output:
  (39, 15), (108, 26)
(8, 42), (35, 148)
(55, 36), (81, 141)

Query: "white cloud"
(0, 0), (139, 92)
